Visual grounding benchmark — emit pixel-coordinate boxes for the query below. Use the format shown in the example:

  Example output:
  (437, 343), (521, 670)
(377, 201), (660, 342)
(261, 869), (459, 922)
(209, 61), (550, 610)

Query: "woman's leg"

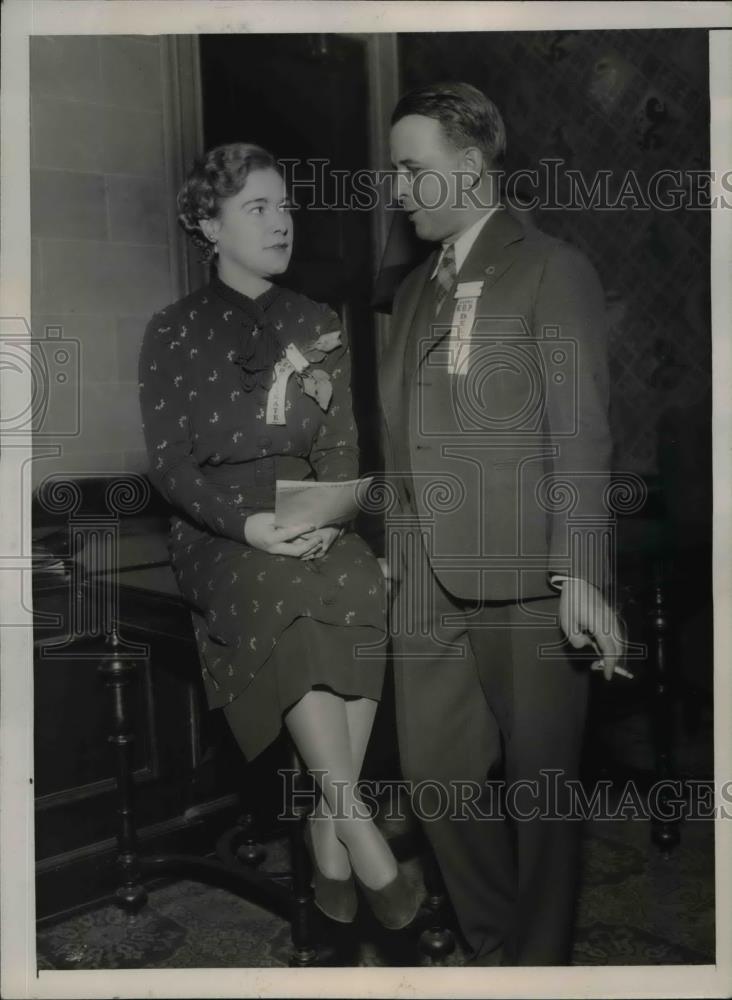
(308, 696), (379, 878)
(285, 689), (397, 889)
(345, 696), (379, 774)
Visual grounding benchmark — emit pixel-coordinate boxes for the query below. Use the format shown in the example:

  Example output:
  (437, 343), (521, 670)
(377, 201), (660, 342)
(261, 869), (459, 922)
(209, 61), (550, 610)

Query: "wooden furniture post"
(98, 627), (148, 911)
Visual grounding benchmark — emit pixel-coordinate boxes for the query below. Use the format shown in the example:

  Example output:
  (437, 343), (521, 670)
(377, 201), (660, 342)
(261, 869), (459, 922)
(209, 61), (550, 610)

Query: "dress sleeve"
(138, 312), (256, 541)
(308, 306), (360, 482)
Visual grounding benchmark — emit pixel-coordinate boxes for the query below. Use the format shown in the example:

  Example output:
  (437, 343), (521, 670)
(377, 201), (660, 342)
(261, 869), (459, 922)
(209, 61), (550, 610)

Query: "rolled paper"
(275, 476), (374, 528)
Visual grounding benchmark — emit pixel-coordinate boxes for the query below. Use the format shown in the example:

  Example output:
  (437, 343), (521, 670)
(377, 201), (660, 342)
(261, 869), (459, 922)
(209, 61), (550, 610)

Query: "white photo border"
(1, 2), (731, 998)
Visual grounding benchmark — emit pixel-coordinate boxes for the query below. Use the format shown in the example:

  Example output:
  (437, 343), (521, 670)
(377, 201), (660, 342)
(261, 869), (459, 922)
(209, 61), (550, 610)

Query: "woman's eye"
(249, 206), (264, 215)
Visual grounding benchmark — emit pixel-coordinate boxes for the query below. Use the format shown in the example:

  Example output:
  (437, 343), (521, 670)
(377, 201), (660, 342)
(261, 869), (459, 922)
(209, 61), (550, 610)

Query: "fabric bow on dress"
(233, 324), (284, 392)
(221, 276), (342, 422)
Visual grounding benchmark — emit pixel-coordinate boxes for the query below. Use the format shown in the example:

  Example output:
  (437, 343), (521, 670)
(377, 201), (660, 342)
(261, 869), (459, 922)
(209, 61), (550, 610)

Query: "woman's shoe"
(303, 821), (358, 924)
(354, 865), (423, 931)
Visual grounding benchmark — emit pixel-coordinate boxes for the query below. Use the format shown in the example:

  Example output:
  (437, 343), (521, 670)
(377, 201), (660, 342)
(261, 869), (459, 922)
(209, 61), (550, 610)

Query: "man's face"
(208, 167), (293, 278)
(390, 114), (474, 243)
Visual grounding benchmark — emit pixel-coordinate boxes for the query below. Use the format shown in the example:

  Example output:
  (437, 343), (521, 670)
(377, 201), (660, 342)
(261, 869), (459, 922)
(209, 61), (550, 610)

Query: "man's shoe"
(354, 866), (423, 931)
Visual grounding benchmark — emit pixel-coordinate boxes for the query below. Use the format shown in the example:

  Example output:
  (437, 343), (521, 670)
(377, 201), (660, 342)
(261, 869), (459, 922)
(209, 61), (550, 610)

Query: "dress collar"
(209, 272), (280, 318)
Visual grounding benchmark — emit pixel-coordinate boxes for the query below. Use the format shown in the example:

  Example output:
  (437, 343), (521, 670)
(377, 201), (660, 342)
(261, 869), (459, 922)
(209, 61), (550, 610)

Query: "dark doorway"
(199, 33), (381, 472)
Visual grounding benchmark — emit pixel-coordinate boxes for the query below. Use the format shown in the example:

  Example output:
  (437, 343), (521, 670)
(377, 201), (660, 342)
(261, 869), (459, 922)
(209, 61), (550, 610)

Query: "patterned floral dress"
(138, 274), (387, 760)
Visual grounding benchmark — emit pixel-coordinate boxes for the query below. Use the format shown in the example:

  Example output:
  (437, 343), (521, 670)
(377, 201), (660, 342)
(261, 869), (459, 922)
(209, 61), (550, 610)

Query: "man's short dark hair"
(391, 81), (506, 168)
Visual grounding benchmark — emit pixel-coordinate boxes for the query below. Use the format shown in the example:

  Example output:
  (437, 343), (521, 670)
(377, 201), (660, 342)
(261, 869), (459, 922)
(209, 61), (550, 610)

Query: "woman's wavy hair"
(177, 143), (279, 263)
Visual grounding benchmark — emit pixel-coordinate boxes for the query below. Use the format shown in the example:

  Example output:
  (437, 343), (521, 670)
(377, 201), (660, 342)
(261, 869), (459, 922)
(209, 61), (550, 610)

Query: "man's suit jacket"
(378, 206), (613, 603)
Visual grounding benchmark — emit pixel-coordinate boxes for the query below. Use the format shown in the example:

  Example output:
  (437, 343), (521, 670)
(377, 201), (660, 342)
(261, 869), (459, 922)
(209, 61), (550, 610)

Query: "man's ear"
(461, 146), (485, 187)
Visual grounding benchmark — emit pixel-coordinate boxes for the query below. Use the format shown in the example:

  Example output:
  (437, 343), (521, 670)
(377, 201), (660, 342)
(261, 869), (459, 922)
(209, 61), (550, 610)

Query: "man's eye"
(249, 206), (264, 215)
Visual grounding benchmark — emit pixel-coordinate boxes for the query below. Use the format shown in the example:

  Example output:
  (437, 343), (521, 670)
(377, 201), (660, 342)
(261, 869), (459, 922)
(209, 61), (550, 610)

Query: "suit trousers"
(389, 518), (590, 965)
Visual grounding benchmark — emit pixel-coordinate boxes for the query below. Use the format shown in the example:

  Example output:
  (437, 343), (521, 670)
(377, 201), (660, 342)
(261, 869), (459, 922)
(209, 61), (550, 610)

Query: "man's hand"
(300, 526), (341, 560)
(559, 578), (626, 680)
(244, 512), (317, 557)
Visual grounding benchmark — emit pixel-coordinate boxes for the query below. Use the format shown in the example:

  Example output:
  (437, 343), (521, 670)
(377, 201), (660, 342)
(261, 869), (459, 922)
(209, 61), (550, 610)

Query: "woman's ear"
(199, 217), (221, 245)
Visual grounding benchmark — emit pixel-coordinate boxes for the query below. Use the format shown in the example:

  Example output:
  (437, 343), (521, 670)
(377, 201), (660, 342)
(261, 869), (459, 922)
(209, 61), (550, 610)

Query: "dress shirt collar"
(430, 205), (500, 279)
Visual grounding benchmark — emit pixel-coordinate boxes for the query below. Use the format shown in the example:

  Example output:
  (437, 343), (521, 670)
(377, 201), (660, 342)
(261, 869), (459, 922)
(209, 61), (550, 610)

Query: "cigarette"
(586, 636), (633, 678)
(590, 660), (634, 679)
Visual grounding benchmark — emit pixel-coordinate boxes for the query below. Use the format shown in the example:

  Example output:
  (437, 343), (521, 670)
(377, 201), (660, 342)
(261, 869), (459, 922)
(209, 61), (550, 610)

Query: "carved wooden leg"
(650, 561), (681, 853)
(234, 812), (267, 866)
(215, 810), (268, 869)
(98, 628), (148, 911)
(417, 846), (455, 963)
(286, 749), (318, 967)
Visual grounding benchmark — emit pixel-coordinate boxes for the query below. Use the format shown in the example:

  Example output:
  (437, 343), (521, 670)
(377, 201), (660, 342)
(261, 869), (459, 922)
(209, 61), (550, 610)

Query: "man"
(378, 82), (623, 966)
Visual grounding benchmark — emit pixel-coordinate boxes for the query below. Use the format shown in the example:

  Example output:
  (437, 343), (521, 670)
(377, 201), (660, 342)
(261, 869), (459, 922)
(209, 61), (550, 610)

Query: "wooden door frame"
(345, 32), (400, 353)
(160, 35), (207, 298)
(345, 33), (400, 275)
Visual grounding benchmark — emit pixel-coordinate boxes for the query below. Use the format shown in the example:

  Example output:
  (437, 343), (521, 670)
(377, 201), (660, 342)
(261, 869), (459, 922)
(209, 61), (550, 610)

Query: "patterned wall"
(399, 29), (711, 475)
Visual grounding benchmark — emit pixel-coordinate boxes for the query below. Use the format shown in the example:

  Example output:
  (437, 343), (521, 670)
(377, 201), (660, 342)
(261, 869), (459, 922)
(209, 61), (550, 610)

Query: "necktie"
(434, 242), (457, 316)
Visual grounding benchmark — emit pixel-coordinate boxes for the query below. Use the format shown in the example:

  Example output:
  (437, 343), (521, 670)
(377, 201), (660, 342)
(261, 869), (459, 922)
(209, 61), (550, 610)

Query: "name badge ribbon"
(266, 357), (295, 425)
(284, 342), (310, 372)
(447, 280), (484, 374)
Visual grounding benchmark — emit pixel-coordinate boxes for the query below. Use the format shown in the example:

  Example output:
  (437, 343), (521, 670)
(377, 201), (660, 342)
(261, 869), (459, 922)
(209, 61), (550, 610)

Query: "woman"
(138, 143), (419, 929)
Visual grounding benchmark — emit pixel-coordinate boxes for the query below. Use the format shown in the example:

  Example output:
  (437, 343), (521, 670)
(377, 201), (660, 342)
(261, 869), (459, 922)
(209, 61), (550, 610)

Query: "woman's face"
(205, 167), (293, 277)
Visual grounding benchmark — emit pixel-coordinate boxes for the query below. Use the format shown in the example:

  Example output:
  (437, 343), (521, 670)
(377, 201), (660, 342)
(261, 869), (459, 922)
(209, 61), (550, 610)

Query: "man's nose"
(395, 172), (412, 207)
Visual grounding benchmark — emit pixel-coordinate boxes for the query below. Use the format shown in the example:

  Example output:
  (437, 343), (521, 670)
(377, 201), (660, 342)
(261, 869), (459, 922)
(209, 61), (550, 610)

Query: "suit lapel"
(462, 205), (525, 285)
(378, 207), (527, 443)
(419, 206), (526, 364)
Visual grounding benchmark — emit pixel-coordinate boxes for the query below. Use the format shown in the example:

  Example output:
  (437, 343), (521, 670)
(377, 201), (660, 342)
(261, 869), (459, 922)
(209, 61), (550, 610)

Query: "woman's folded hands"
(243, 512), (340, 559)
